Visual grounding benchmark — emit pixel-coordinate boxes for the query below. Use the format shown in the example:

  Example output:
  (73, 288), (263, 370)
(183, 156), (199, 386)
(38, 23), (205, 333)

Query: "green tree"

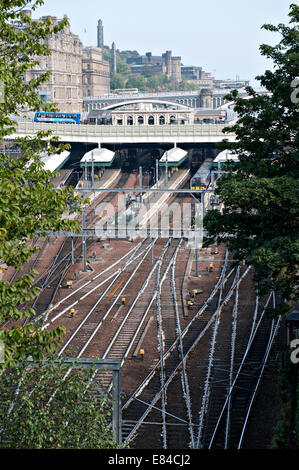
(103, 49), (112, 63)
(110, 72), (125, 90)
(0, 1), (83, 369)
(0, 360), (121, 448)
(116, 60), (130, 75)
(203, 4), (299, 312)
(126, 75), (147, 91)
(147, 75), (160, 90)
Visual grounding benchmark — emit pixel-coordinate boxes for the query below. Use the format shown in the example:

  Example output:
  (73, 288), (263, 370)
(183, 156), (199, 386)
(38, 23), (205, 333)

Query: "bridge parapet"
(9, 121), (236, 144)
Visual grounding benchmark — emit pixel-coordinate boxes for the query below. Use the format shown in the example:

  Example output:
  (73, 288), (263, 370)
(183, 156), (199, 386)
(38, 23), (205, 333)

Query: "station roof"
(159, 147), (188, 167)
(214, 150), (239, 162)
(80, 148), (116, 167)
(285, 303), (299, 326)
(40, 151), (70, 173)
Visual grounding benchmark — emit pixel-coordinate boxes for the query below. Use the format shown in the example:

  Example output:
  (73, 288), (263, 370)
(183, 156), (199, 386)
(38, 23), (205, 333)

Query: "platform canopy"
(285, 303), (299, 327)
(159, 147), (188, 167)
(80, 148), (116, 167)
(214, 150), (239, 163)
(39, 151), (70, 173)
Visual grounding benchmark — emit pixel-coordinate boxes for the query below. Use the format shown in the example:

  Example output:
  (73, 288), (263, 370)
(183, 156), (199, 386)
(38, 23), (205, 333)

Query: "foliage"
(203, 4), (299, 311)
(116, 60), (130, 75)
(0, 1), (83, 369)
(0, 360), (121, 449)
(118, 50), (140, 61)
(108, 47), (201, 92)
(110, 72), (125, 90)
(126, 75), (148, 91)
(103, 48), (112, 63)
(272, 354), (298, 448)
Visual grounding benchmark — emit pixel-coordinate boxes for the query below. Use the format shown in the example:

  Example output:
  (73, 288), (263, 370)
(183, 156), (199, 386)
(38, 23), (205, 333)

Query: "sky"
(32, 0), (292, 86)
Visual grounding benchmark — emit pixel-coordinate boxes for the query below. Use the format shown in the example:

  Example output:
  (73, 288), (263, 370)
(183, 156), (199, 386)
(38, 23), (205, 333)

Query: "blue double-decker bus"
(34, 112), (81, 124)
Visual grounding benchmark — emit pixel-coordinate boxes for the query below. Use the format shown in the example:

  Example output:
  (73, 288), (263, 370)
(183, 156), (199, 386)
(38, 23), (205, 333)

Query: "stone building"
(82, 47), (110, 97)
(109, 105), (194, 126)
(23, 11), (110, 112)
(88, 101), (195, 126)
(23, 12), (83, 112)
(127, 51), (182, 82)
(181, 66), (214, 89)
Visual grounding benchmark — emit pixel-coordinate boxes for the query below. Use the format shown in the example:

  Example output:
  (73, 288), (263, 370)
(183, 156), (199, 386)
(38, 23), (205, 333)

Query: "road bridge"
(8, 121), (236, 145)
(83, 89), (245, 110)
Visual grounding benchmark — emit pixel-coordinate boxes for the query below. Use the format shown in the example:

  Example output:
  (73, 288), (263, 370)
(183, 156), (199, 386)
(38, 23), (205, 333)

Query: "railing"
(13, 121), (230, 138)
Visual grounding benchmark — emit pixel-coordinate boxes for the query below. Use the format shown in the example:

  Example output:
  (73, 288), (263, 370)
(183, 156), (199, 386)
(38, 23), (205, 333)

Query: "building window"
(138, 116), (144, 125)
(159, 115), (165, 125)
(148, 116), (155, 125)
(127, 116), (133, 125)
(87, 89), (91, 97)
(117, 119), (123, 125)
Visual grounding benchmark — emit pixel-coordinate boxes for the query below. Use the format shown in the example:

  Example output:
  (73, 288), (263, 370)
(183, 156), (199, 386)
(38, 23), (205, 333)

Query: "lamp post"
(165, 151), (168, 185)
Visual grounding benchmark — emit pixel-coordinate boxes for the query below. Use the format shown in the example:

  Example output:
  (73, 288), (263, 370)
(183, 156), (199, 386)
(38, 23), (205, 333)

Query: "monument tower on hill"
(97, 19), (104, 48)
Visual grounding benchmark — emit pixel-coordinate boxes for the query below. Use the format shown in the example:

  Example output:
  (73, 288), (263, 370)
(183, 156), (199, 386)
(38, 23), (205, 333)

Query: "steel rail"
(225, 266), (240, 449)
(155, 239), (172, 449)
(56, 240), (150, 356)
(101, 241), (167, 360)
(14, 241), (147, 417)
(83, 239), (183, 435)
(196, 259), (237, 448)
(237, 293), (281, 449)
(122, 262), (250, 446)
(224, 266), (240, 449)
(207, 291), (274, 449)
(42, 240), (151, 328)
(122, 251), (233, 412)
(75, 239), (157, 359)
(170, 240), (195, 449)
(44, 241), (153, 406)
(39, 241), (143, 325)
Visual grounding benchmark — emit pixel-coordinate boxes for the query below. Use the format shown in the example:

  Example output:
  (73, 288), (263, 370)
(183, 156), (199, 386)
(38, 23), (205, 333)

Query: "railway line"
(25, 171), (132, 321)
(3, 167), (283, 450)
(37, 227), (280, 450)
(120, 254), (280, 450)
(205, 292), (281, 449)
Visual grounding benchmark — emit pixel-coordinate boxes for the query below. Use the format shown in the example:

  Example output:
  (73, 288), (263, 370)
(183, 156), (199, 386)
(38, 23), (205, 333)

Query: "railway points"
(4, 162), (285, 449)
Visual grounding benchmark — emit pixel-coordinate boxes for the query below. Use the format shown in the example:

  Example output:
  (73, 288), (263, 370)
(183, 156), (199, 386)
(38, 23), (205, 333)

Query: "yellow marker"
(122, 298), (126, 304)
(140, 349), (144, 360)
(0, 268), (3, 274)
(187, 301), (193, 306)
(193, 289), (198, 295)
(67, 281), (71, 286)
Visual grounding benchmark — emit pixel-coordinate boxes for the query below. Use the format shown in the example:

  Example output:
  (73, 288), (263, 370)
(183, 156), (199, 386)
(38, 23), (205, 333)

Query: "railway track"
(205, 292), (281, 449)
(3, 170), (282, 449)
(27, 172), (132, 321)
(120, 256), (255, 448)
